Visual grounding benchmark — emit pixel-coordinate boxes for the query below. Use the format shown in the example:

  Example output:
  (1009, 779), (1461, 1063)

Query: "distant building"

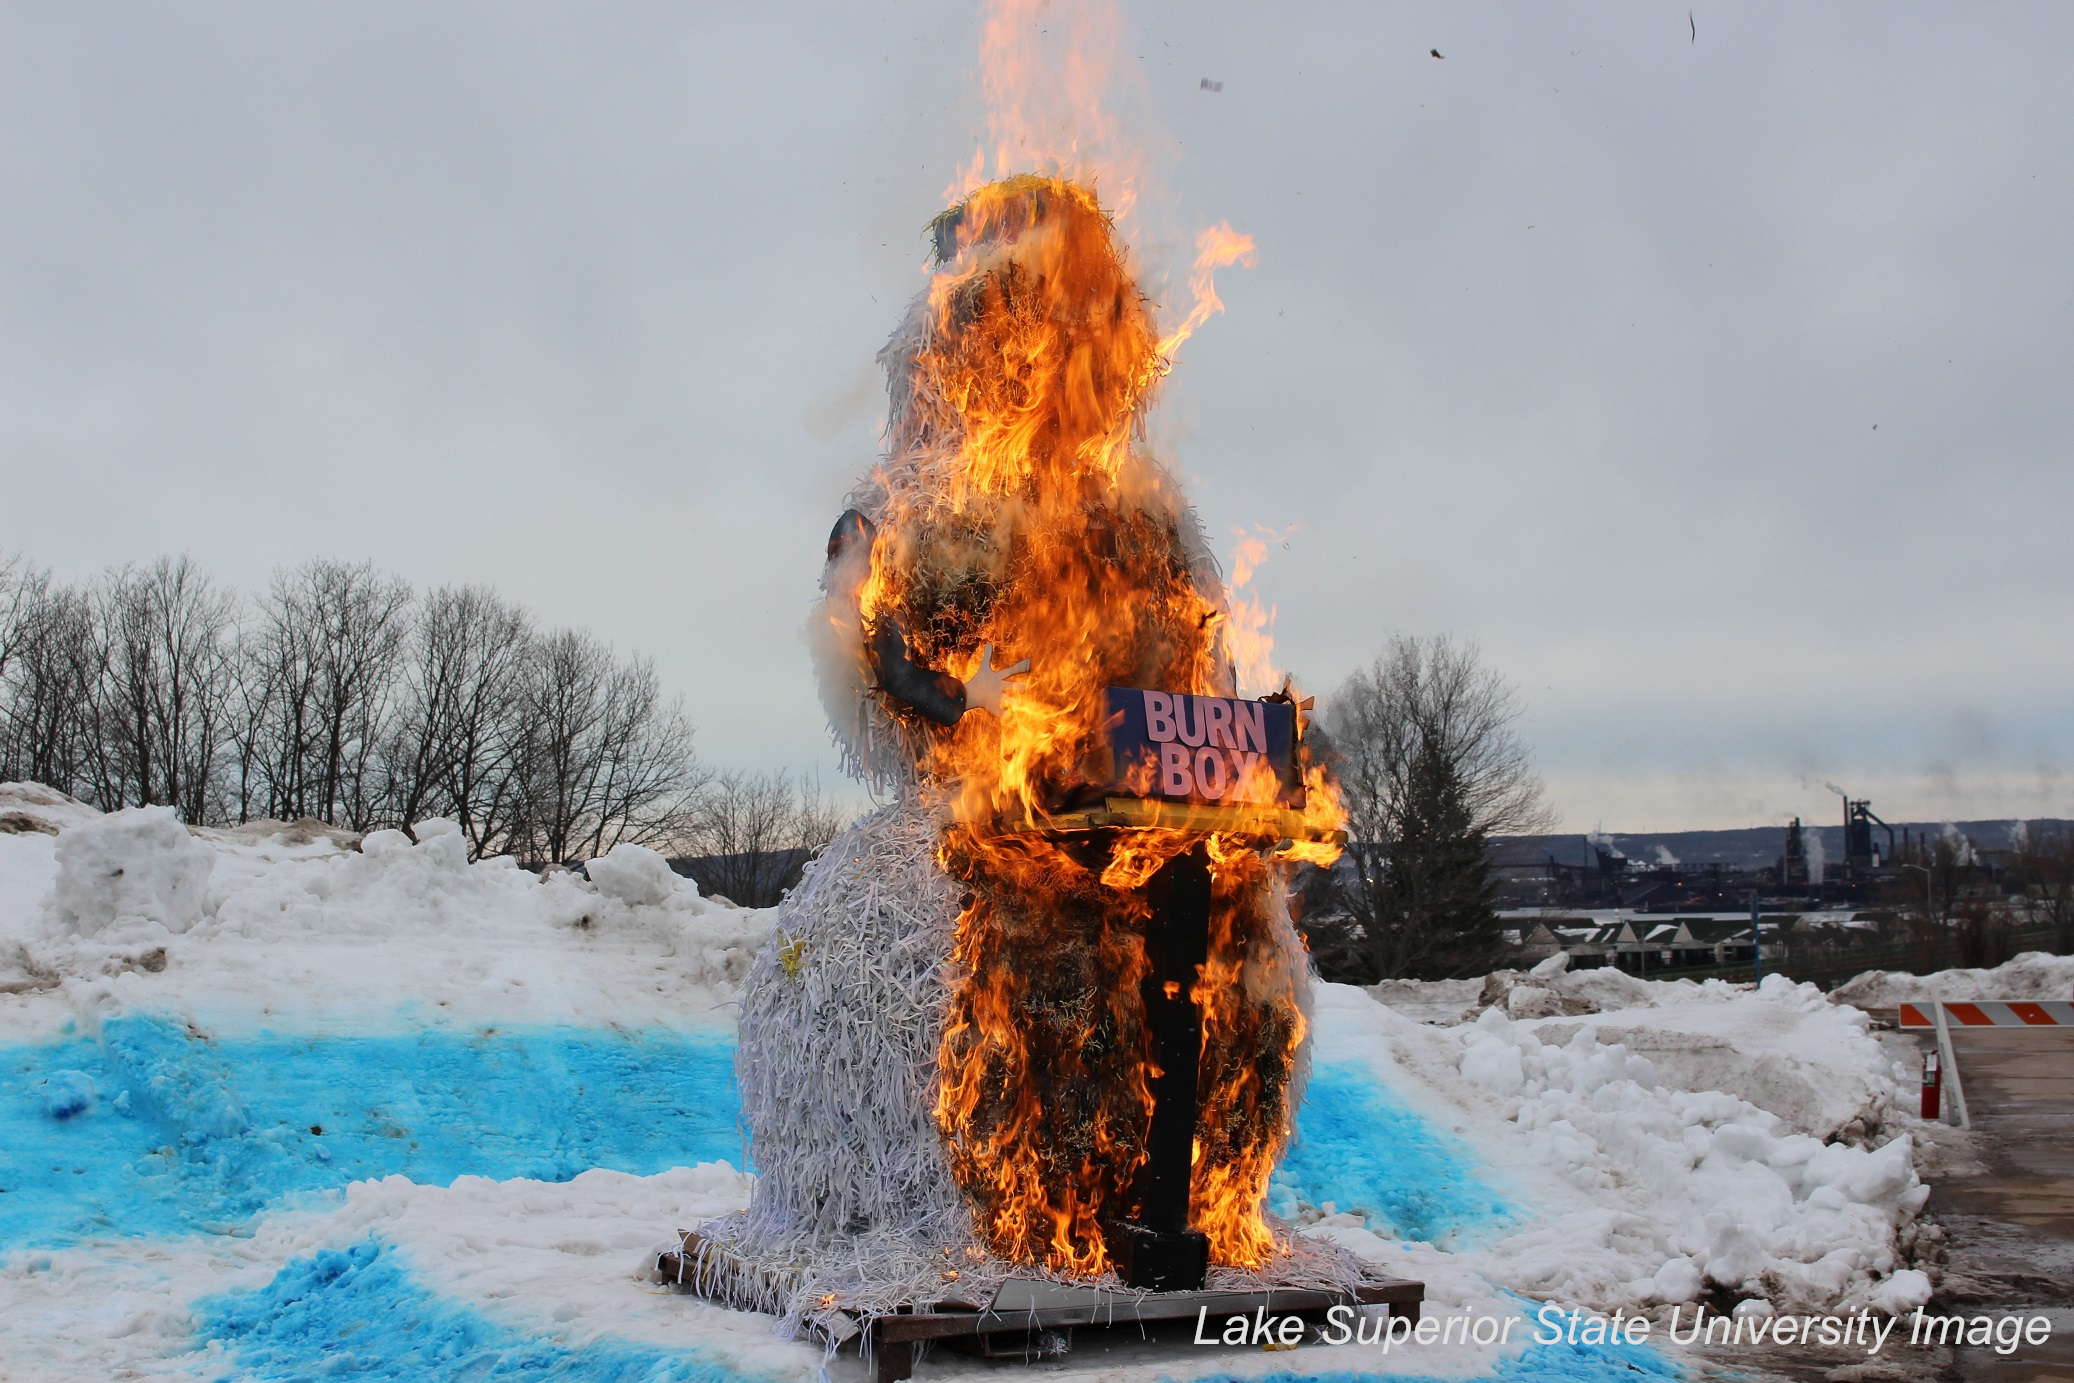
(1782, 817), (1808, 886)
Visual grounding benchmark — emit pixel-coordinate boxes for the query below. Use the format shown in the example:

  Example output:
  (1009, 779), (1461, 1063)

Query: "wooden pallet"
(657, 1236), (1421, 1383)
(864, 1277), (1422, 1382)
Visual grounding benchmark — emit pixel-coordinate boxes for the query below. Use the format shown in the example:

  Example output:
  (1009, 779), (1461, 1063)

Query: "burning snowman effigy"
(684, 176), (1385, 1347)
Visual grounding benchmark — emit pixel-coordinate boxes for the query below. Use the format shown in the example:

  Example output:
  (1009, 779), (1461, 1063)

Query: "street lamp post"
(1750, 890), (1762, 985)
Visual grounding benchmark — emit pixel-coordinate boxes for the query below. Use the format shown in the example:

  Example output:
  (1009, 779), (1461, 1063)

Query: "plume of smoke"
(1939, 822), (1976, 865)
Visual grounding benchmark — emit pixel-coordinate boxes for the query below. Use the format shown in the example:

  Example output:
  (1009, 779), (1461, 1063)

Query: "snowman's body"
(708, 178), (1341, 1334)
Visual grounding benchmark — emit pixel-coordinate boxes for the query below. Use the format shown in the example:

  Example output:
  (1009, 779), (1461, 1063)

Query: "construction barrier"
(1896, 999), (2074, 1131)
(1898, 1000), (2074, 1028)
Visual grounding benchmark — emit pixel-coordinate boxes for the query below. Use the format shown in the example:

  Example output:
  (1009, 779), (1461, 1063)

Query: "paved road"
(1932, 1027), (2074, 1381)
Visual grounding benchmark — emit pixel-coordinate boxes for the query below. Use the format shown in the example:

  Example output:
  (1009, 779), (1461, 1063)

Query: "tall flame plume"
(851, 0), (1343, 1279)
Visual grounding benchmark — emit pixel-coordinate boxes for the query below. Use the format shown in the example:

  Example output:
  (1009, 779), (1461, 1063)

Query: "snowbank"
(1299, 981), (1930, 1320)
(1375, 964), (1900, 1141)
(1525, 974), (1898, 1143)
(0, 787), (1948, 1380)
(1457, 1002), (1927, 1314)
(1831, 950), (2074, 1007)
(0, 781), (101, 835)
(0, 799), (770, 1037)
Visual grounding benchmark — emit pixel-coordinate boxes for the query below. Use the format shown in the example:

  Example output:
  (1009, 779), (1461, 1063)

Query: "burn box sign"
(1101, 688), (1299, 807)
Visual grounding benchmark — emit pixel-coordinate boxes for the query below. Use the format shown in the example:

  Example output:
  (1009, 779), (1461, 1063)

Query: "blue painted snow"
(1194, 1337), (1681, 1383)
(37, 1068), (96, 1119)
(0, 1015), (740, 1247)
(1269, 1060), (1511, 1245)
(197, 1237), (756, 1382)
(198, 1243), (1672, 1383)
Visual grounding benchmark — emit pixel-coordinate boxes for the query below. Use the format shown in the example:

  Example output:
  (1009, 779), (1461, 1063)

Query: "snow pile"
(36, 1067), (95, 1119)
(1374, 958), (1676, 1026)
(1528, 973), (1898, 1142)
(47, 807), (214, 939)
(200, 818), (765, 996)
(585, 842), (682, 906)
(1378, 964), (1900, 1142)
(1831, 950), (2074, 1007)
(1299, 980), (1930, 1321)
(1369, 975), (1483, 1023)
(0, 781), (101, 836)
(1456, 1002), (1929, 1314)
(0, 801), (771, 1031)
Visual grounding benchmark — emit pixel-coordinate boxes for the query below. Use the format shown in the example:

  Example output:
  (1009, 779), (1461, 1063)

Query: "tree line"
(1882, 823), (2074, 970)
(0, 547), (1535, 930)
(0, 551), (841, 891)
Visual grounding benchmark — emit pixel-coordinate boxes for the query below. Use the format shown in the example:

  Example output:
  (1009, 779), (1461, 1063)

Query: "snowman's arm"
(866, 618), (968, 726)
(828, 507), (966, 725)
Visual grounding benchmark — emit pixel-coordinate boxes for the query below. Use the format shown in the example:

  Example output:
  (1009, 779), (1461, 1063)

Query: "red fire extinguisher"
(1921, 1049), (1941, 1120)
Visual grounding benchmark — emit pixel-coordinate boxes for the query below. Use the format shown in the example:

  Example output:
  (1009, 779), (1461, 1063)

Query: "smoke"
(1823, 781), (1848, 799)
(1653, 844), (1680, 867)
(1940, 822), (1976, 865)
(1804, 829), (1825, 884)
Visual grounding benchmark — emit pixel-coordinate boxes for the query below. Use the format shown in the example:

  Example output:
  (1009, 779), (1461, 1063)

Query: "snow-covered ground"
(0, 784), (1947, 1381)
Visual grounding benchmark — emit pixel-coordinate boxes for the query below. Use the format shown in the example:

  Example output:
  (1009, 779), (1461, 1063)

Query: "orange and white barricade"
(1898, 1000), (2074, 1028)
(1896, 999), (2074, 1129)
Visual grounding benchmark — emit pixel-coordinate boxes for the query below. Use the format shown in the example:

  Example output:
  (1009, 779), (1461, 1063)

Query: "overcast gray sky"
(3, 2), (2069, 833)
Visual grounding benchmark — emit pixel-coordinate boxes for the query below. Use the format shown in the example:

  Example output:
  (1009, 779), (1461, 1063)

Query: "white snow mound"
(46, 806), (214, 939)
(1831, 951), (2074, 1007)
(1457, 1002), (1928, 1313)
(0, 794), (773, 1030)
(585, 842), (682, 907)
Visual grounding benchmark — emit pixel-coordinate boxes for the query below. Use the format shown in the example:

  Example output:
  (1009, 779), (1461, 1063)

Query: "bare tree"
(514, 628), (611, 864)
(793, 775), (849, 858)
(381, 585), (532, 854)
(84, 557), (241, 823)
(0, 555), (57, 782)
(2, 549), (726, 862)
(2010, 823), (2074, 955)
(0, 571), (97, 795)
(679, 769), (850, 907)
(515, 629), (706, 864)
(1315, 636), (1553, 981)
(236, 560), (412, 829)
(582, 653), (711, 859)
(0, 553), (41, 688)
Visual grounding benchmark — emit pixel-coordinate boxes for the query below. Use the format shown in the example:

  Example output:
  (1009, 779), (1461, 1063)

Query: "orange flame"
(862, 175), (1343, 1275)
(1157, 224), (1259, 361)
(864, 3), (1339, 1279)
(1223, 526), (1287, 698)
(958, 0), (1140, 219)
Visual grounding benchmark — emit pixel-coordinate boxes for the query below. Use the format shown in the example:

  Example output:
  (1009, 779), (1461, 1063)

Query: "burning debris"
(691, 175), (1380, 1351)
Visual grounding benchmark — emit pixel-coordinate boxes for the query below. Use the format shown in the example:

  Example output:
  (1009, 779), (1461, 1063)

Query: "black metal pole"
(1104, 843), (1211, 1291)
(1751, 890), (1762, 986)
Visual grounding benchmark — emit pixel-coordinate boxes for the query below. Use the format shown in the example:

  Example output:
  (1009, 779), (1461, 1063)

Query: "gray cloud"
(3, 2), (2068, 830)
